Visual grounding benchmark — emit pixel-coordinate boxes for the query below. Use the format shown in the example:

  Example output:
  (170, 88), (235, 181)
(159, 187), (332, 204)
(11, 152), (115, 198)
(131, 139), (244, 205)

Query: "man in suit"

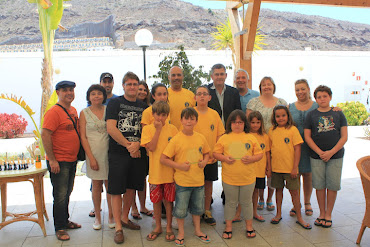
(208, 64), (241, 126)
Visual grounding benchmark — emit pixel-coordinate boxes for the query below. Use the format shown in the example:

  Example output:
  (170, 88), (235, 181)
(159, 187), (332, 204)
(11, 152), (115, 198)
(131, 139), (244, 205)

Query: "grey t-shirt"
(304, 109), (347, 159)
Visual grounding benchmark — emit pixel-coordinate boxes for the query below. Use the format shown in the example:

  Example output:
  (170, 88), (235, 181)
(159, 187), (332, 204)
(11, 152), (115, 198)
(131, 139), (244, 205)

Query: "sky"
(183, 0), (370, 25)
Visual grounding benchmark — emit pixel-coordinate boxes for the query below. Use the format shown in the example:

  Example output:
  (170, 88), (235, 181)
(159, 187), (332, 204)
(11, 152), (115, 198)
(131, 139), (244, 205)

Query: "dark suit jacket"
(207, 83), (241, 125)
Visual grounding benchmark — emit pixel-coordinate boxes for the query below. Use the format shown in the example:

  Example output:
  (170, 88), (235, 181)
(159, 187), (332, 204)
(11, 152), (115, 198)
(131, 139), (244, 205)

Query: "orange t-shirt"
(42, 105), (80, 162)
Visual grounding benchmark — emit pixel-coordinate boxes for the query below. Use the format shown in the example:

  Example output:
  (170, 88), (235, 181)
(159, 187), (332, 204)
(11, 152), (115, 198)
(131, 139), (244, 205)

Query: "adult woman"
(131, 80), (153, 219)
(80, 84), (114, 230)
(246, 76), (287, 211)
(289, 79), (317, 216)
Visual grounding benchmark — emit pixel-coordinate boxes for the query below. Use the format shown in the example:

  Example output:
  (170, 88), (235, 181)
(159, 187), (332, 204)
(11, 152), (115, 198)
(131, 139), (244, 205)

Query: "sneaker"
(203, 210), (216, 225)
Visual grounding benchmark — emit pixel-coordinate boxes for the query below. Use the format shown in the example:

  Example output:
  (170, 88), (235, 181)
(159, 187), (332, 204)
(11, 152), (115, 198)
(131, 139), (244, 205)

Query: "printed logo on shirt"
(245, 143), (251, 150)
(168, 137), (172, 142)
(210, 124), (215, 131)
(185, 102), (190, 107)
(199, 146), (203, 154)
(260, 143), (265, 150)
(318, 116), (335, 133)
(284, 138), (290, 144)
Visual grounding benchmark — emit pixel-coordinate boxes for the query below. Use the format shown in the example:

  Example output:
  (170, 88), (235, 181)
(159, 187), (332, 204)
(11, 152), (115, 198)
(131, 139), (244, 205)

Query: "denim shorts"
(173, 184), (204, 218)
(311, 158), (343, 191)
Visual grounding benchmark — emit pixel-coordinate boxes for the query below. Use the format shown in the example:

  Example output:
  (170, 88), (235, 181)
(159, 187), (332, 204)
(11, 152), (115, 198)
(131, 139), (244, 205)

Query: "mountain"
(0, 0), (369, 51)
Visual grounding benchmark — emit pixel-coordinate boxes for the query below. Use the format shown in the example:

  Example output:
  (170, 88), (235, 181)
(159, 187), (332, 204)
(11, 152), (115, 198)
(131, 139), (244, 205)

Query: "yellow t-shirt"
(168, 87), (195, 130)
(141, 123), (178, 184)
(194, 108), (225, 163)
(268, 126), (303, 174)
(214, 132), (263, 186)
(251, 132), (271, 178)
(141, 105), (171, 126)
(162, 131), (210, 187)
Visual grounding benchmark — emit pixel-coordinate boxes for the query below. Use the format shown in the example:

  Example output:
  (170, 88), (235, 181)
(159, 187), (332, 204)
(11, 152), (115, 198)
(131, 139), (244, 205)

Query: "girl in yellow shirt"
(213, 110), (263, 239)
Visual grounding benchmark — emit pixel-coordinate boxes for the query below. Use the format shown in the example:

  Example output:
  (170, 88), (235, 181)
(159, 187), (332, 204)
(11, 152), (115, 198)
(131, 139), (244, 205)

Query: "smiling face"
(152, 86), (168, 102)
(137, 84), (148, 101)
(235, 71), (248, 91)
(100, 78), (114, 95)
(249, 117), (261, 133)
(57, 87), (75, 105)
(89, 89), (104, 106)
(169, 66), (183, 91)
(231, 116), (245, 133)
(260, 79), (275, 96)
(122, 78), (139, 100)
(295, 82), (310, 102)
(211, 68), (227, 88)
(274, 109), (288, 127)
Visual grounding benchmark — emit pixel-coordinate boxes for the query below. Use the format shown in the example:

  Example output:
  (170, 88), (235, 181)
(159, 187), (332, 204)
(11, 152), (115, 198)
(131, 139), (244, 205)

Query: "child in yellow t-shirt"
(141, 83), (170, 126)
(268, 105), (311, 230)
(213, 110), (263, 239)
(161, 107), (211, 246)
(141, 101), (178, 241)
(194, 85), (225, 225)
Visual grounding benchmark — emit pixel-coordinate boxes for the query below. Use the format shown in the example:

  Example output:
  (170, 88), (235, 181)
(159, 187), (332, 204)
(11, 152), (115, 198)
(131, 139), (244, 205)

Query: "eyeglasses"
(231, 121), (244, 125)
(125, 83), (139, 87)
(195, 93), (209, 96)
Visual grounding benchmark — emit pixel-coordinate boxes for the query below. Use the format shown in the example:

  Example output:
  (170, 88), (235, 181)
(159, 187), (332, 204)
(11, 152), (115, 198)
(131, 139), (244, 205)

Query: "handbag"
(56, 104), (86, 161)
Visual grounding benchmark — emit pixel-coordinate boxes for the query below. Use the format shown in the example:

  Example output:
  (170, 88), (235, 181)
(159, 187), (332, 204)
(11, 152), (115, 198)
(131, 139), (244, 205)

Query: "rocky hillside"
(0, 0), (369, 51)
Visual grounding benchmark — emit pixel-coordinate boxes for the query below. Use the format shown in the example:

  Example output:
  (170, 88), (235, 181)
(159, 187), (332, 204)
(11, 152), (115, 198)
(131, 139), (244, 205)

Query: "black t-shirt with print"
(304, 109), (347, 159)
(106, 96), (148, 153)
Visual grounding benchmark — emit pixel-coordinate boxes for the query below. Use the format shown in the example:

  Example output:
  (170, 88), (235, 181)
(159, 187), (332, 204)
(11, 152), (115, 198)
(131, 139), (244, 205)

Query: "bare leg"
(122, 189), (135, 223)
(316, 189), (326, 219)
(193, 215), (209, 240)
(130, 191), (139, 216)
(92, 180), (103, 225)
(290, 189), (310, 227)
(112, 194), (123, 231)
(233, 205), (242, 221)
(103, 180), (114, 224)
(259, 188), (265, 202)
(138, 179), (150, 213)
(273, 188), (283, 221)
(253, 188), (264, 220)
(148, 201), (163, 239)
(175, 218), (185, 245)
(204, 180), (213, 211)
(163, 200), (174, 234)
(246, 219), (256, 237)
(302, 173), (313, 214)
(324, 189), (337, 226)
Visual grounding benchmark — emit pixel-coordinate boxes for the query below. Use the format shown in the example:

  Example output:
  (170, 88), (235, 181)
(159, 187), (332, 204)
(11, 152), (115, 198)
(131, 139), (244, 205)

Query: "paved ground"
(0, 126), (369, 246)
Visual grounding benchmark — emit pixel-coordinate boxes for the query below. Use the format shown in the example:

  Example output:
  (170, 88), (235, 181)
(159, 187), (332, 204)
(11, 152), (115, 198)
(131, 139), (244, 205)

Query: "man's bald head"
(168, 66), (184, 91)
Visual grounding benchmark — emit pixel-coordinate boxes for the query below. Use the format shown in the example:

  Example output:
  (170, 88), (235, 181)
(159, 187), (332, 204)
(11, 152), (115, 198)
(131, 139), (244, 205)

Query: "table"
(0, 161), (49, 236)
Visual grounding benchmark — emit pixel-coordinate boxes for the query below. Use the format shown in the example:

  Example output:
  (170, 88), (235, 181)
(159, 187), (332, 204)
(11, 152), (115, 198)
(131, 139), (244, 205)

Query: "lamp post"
(135, 29), (153, 82)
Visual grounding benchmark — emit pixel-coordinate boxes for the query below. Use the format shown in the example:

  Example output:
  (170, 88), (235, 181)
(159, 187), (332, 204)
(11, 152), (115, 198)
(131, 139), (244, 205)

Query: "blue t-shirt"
(304, 109), (347, 159)
(240, 89), (259, 113)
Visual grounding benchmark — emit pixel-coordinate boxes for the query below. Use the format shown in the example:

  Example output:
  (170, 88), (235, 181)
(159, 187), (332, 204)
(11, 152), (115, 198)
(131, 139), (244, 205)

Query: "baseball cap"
(100, 72), (113, 82)
(55, 80), (76, 90)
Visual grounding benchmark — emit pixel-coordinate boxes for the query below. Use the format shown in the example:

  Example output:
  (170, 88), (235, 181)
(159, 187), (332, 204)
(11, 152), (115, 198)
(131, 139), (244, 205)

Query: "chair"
(356, 156), (370, 244)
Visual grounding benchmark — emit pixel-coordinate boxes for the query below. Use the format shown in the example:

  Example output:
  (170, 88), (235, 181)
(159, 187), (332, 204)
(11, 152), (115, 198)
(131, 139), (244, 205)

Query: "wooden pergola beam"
(226, 0), (370, 8)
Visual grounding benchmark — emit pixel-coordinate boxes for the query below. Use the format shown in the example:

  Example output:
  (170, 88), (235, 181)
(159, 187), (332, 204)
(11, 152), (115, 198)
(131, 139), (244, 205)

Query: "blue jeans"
(47, 160), (77, 231)
(173, 184), (204, 218)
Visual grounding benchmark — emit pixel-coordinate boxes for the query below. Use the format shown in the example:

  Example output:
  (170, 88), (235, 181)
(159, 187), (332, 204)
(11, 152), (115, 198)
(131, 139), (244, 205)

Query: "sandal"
(146, 231), (162, 241)
(296, 220), (312, 230)
(131, 212), (142, 220)
(175, 238), (185, 246)
(304, 203), (313, 216)
(140, 210), (154, 217)
(257, 201), (264, 210)
(266, 202), (275, 211)
(271, 217), (282, 224)
(322, 219), (332, 228)
(66, 221), (81, 229)
(196, 234), (211, 243)
(56, 230), (70, 241)
(223, 231), (232, 239)
(314, 218), (324, 226)
(290, 209), (297, 216)
(246, 229), (256, 238)
(253, 215), (265, 222)
(165, 231), (175, 242)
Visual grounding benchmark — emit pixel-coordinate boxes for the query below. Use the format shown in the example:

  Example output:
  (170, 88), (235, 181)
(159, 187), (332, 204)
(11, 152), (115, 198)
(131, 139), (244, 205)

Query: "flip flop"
(66, 221), (81, 229)
(314, 218), (324, 226)
(146, 231), (162, 241)
(140, 210), (154, 217)
(165, 231), (175, 242)
(322, 219), (332, 228)
(223, 231), (232, 239)
(270, 217), (282, 224)
(305, 203), (313, 216)
(196, 234), (211, 243)
(253, 216), (265, 222)
(257, 201), (265, 210)
(266, 202), (275, 211)
(296, 220), (312, 230)
(56, 230), (70, 241)
(131, 212), (142, 220)
(290, 209), (297, 216)
(175, 238), (185, 246)
(246, 229), (256, 238)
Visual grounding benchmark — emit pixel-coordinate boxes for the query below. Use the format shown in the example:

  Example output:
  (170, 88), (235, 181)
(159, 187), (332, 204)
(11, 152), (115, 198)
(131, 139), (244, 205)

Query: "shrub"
(336, 101), (369, 126)
(0, 113), (28, 139)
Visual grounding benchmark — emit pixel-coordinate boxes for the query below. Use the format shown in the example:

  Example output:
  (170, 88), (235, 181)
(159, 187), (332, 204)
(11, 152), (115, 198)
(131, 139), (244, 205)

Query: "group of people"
(41, 63), (348, 245)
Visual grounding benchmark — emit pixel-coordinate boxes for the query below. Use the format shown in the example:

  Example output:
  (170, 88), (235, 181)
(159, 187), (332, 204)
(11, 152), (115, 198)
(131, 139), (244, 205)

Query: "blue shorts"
(173, 184), (204, 218)
(311, 158), (343, 191)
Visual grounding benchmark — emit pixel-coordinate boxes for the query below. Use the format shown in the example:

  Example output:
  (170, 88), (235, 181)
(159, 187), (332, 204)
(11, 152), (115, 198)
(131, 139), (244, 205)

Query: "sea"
(0, 49), (369, 132)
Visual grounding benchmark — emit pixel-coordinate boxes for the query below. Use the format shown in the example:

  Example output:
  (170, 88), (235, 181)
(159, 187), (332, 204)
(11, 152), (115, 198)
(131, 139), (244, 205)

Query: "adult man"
(235, 69), (259, 113)
(208, 64), (241, 125)
(41, 80), (81, 241)
(106, 72), (148, 244)
(100, 72), (118, 105)
(167, 66), (196, 129)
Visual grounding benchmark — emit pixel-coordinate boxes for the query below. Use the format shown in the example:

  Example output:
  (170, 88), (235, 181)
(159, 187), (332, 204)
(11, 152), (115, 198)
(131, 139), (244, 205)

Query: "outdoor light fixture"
(135, 29), (153, 82)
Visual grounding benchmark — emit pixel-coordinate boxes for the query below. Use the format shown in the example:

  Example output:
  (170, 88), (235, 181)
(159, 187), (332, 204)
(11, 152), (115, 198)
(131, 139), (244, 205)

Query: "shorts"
(271, 172), (300, 190)
(107, 148), (148, 195)
(149, 183), (176, 203)
(204, 162), (218, 181)
(173, 184), (204, 219)
(255, 177), (266, 189)
(311, 158), (343, 191)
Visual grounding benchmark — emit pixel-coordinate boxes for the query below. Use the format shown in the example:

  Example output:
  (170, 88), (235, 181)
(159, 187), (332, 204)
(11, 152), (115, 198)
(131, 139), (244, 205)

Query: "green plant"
(336, 101), (369, 126)
(150, 46), (211, 93)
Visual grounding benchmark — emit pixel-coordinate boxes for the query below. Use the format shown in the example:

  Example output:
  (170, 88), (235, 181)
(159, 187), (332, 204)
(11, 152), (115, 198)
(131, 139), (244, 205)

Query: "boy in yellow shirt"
(161, 107), (211, 246)
(194, 85), (225, 225)
(141, 101), (178, 241)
